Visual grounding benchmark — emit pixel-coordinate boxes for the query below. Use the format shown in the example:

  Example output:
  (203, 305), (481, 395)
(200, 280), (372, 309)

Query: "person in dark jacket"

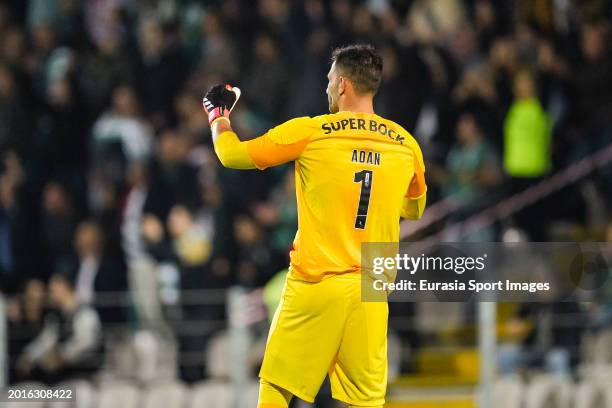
(15, 274), (103, 384)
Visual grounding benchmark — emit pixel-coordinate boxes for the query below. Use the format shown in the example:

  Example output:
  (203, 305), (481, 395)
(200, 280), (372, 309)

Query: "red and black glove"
(202, 84), (241, 125)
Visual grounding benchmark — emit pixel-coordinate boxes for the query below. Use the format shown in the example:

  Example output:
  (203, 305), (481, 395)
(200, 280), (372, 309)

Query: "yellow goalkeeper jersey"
(240, 111), (426, 282)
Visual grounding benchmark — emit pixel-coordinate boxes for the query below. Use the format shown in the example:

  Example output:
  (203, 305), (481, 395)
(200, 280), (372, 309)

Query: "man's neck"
(338, 97), (375, 114)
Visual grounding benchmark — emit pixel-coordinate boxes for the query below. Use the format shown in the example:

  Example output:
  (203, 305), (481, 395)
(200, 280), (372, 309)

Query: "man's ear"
(339, 76), (347, 96)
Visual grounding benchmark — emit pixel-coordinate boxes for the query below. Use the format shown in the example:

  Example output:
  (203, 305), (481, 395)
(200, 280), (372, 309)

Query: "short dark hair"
(331, 44), (383, 95)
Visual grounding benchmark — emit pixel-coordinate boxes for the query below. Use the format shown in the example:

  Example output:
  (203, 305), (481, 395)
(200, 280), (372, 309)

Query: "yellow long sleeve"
(214, 131), (256, 169)
(401, 192), (426, 220)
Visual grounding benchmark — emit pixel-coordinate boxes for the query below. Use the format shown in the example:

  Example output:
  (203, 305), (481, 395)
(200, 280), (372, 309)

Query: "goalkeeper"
(203, 44), (426, 408)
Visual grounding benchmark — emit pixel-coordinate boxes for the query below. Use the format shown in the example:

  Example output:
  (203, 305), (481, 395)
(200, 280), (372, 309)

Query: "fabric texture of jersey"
(245, 111), (427, 282)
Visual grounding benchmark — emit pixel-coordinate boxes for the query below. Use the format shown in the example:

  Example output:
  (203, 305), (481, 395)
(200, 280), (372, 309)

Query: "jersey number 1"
(354, 170), (373, 229)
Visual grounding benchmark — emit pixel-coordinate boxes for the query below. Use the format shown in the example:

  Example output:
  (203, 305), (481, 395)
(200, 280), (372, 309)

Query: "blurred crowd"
(1, 0), (612, 386)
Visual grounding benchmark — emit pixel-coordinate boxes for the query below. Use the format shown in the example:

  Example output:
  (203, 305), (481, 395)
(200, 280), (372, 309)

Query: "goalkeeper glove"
(202, 84), (241, 125)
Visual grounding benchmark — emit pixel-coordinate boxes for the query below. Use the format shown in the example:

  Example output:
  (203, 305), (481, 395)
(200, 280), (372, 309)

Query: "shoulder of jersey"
(311, 114), (331, 126)
(270, 116), (322, 144)
(393, 122), (421, 150)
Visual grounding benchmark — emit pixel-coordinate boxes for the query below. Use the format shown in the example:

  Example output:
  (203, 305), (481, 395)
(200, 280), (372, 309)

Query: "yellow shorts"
(259, 273), (388, 406)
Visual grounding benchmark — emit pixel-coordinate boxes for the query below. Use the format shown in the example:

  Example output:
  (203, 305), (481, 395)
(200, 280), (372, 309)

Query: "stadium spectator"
(174, 89), (210, 143)
(233, 214), (272, 287)
(0, 150), (23, 285)
(575, 21), (612, 139)
(169, 204), (212, 264)
(78, 28), (134, 116)
(15, 274), (102, 384)
(41, 181), (78, 279)
(7, 279), (46, 383)
(56, 221), (127, 325)
(196, 10), (238, 80)
(170, 204), (222, 383)
(121, 162), (151, 264)
(34, 74), (89, 179)
(253, 167), (297, 259)
(504, 69), (553, 239)
(377, 43), (431, 136)
(91, 84), (153, 183)
(499, 302), (585, 377)
(285, 28), (331, 118)
(504, 69), (551, 179)
(432, 112), (502, 240)
(0, 63), (29, 154)
(433, 113), (502, 202)
(144, 128), (201, 221)
(244, 31), (290, 122)
(136, 14), (186, 129)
